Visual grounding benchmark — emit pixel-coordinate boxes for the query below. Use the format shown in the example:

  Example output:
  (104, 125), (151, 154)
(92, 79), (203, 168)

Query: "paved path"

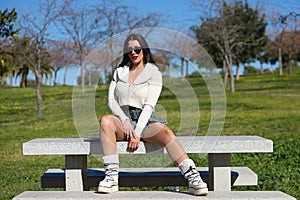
(13, 191), (296, 200)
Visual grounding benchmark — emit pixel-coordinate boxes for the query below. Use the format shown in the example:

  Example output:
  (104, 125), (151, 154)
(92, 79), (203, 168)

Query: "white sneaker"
(98, 175), (118, 193)
(98, 161), (119, 193)
(179, 159), (208, 196)
(185, 167), (208, 196)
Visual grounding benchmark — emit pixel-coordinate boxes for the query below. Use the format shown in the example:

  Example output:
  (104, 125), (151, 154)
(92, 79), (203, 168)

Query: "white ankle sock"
(178, 158), (195, 173)
(103, 154), (119, 164)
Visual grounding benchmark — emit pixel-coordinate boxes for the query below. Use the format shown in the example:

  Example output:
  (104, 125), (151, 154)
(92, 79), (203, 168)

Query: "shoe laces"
(104, 163), (118, 182)
(184, 166), (203, 185)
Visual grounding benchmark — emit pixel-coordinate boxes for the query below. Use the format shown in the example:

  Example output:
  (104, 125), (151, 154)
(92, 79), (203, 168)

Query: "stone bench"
(13, 191), (296, 200)
(22, 136), (273, 192)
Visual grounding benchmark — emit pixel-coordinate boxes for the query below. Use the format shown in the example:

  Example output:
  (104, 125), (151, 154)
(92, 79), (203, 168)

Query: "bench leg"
(65, 155), (87, 191)
(208, 153), (231, 191)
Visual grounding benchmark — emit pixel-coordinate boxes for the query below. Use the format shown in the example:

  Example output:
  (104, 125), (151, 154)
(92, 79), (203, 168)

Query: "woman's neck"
(130, 62), (145, 71)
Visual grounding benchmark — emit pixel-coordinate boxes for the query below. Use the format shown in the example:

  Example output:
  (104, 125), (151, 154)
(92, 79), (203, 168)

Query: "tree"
(12, 36), (52, 87)
(0, 8), (19, 86)
(76, 69), (101, 86)
(0, 8), (18, 42)
(13, 37), (33, 87)
(165, 31), (197, 80)
(21, 0), (71, 116)
(56, 3), (102, 93)
(275, 31), (300, 75)
(231, 2), (267, 80)
(0, 42), (14, 86)
(191, 0), (267, 92)
(152, 50), (173, 77)
(48, 40), (76, 86)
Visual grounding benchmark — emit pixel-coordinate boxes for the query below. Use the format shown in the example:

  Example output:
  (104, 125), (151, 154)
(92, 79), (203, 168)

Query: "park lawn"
(0, 71), (299, 199)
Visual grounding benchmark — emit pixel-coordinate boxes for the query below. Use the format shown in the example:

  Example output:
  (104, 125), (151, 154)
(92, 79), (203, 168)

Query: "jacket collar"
(117, 63), (158, 84)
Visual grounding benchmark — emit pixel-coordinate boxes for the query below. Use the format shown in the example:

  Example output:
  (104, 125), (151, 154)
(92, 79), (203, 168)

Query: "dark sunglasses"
(126, 47), (142, 54)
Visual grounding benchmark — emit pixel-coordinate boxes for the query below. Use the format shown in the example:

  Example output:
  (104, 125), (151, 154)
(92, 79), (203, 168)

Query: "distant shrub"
(244, 65), (260, 76)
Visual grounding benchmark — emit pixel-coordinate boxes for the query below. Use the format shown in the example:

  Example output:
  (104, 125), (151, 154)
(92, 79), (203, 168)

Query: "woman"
(98, 34), (208, 196)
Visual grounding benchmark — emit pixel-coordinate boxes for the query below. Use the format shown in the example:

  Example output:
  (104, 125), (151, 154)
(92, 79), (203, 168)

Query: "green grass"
(1, 69), (300, 199)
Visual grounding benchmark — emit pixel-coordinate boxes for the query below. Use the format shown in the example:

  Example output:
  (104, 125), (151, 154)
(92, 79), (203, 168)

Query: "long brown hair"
(118, 34), (155, 67)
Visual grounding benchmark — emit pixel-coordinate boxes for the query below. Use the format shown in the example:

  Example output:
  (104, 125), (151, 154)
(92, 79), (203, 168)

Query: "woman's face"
(127, 40), (144, 66)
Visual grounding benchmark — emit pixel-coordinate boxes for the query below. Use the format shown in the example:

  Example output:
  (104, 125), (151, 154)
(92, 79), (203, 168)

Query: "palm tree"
(13, 36), (53, 87)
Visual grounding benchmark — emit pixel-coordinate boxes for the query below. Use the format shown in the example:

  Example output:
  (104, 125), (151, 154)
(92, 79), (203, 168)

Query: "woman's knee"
(100, 115), (115, 130)
(160, 126), (176, 142)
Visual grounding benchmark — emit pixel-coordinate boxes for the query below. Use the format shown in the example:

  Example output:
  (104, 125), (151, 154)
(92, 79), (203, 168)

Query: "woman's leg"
(98, 115), (125, 193)
(100, 114), (126, 155)
(142, 123), (208, 196)
(141, 123), (188, 164)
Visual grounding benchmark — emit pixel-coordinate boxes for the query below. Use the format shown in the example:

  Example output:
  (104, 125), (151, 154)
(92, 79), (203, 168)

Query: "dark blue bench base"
(41, 168), (238, 189)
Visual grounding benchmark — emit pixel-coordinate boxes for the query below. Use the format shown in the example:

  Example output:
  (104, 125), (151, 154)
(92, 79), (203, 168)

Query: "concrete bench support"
(65, 155), (87, 191)
(208, 153), (231, 191)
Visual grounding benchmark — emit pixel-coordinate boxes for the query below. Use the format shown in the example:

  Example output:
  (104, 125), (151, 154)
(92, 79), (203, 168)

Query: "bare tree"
(21, 0), (71, 116)
(277, 12), (300, 76)
(165, 32), (195, 80)
(48, 40), (76, 86)
(268, 10), (288, 76)
(56, 3), (103, 93)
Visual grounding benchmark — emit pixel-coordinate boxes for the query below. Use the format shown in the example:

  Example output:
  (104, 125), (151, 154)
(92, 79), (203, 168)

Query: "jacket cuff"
(134, 125), (144, 138)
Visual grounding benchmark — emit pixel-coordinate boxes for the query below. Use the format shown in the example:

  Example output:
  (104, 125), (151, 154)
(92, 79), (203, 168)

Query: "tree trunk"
(181, 57), (184, 80)
(278, 47), (283, 76)
(236, 63), (240, 80)
(260, 61), (264, 75)
(223, 59), (228, 87)
(287, 51), (292, 76)
(81, 62), (84, 94)
(229, 65), (235, 92)
(224, 53), (234, 92)
(88, 71), (92, 86)
(63, 65), (68, 85)
(185, 59), (188, 78)
(36, 47), (43, 117)
(53, 70), (58, 86)
(9, 75), (13, 88)
(19, 67), (29, 87)
(36, 76), (42, 116)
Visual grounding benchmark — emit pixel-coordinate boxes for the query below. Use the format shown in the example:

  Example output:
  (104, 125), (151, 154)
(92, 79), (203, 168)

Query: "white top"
(108, 63), (162, 137)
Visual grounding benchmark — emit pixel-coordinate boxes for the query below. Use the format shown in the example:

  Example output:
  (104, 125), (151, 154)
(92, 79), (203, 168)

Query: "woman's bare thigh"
(101, 115), (126, 141)
(141, 123), (175, 146)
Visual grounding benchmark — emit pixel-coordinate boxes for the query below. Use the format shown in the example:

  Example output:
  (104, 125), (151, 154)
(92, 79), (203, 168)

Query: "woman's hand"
(123, 119), (135, 141)
(123, 118), (140, 152)
(127, 135), (140, 152)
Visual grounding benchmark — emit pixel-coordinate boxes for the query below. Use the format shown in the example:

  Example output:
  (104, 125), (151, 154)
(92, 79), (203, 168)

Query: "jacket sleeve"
(134, 69), (163, 137)
(107, 70), (129, 124)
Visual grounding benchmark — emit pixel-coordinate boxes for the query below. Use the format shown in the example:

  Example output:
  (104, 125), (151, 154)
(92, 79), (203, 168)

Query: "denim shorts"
(121, 106), (167, 137)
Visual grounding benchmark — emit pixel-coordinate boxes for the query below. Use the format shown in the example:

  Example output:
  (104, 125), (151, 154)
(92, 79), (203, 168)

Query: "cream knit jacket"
(108, 63), (162, 137)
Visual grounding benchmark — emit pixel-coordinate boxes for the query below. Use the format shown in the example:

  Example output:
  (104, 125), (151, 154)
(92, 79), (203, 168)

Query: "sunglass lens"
(134, 48), (141, 54)
(127, 47), (142, 54)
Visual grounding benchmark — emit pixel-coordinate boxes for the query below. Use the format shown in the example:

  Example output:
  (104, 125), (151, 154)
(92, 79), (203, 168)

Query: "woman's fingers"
(124, 129), (136, 140)
(127, 138), (139, 152)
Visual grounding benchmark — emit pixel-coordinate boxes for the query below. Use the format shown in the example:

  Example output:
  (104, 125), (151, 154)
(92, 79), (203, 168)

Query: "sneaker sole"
(98, 185), (119, 193)
(189, 187), (208, 196)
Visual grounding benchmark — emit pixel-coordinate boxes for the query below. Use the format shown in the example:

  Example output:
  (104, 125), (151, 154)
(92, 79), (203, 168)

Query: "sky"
(1, 0), (300, 85)
(2, 0), (299, 32)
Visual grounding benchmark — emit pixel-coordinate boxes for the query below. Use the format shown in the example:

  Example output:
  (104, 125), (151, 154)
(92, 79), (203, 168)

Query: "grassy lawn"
(1, 70), (299, 199)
